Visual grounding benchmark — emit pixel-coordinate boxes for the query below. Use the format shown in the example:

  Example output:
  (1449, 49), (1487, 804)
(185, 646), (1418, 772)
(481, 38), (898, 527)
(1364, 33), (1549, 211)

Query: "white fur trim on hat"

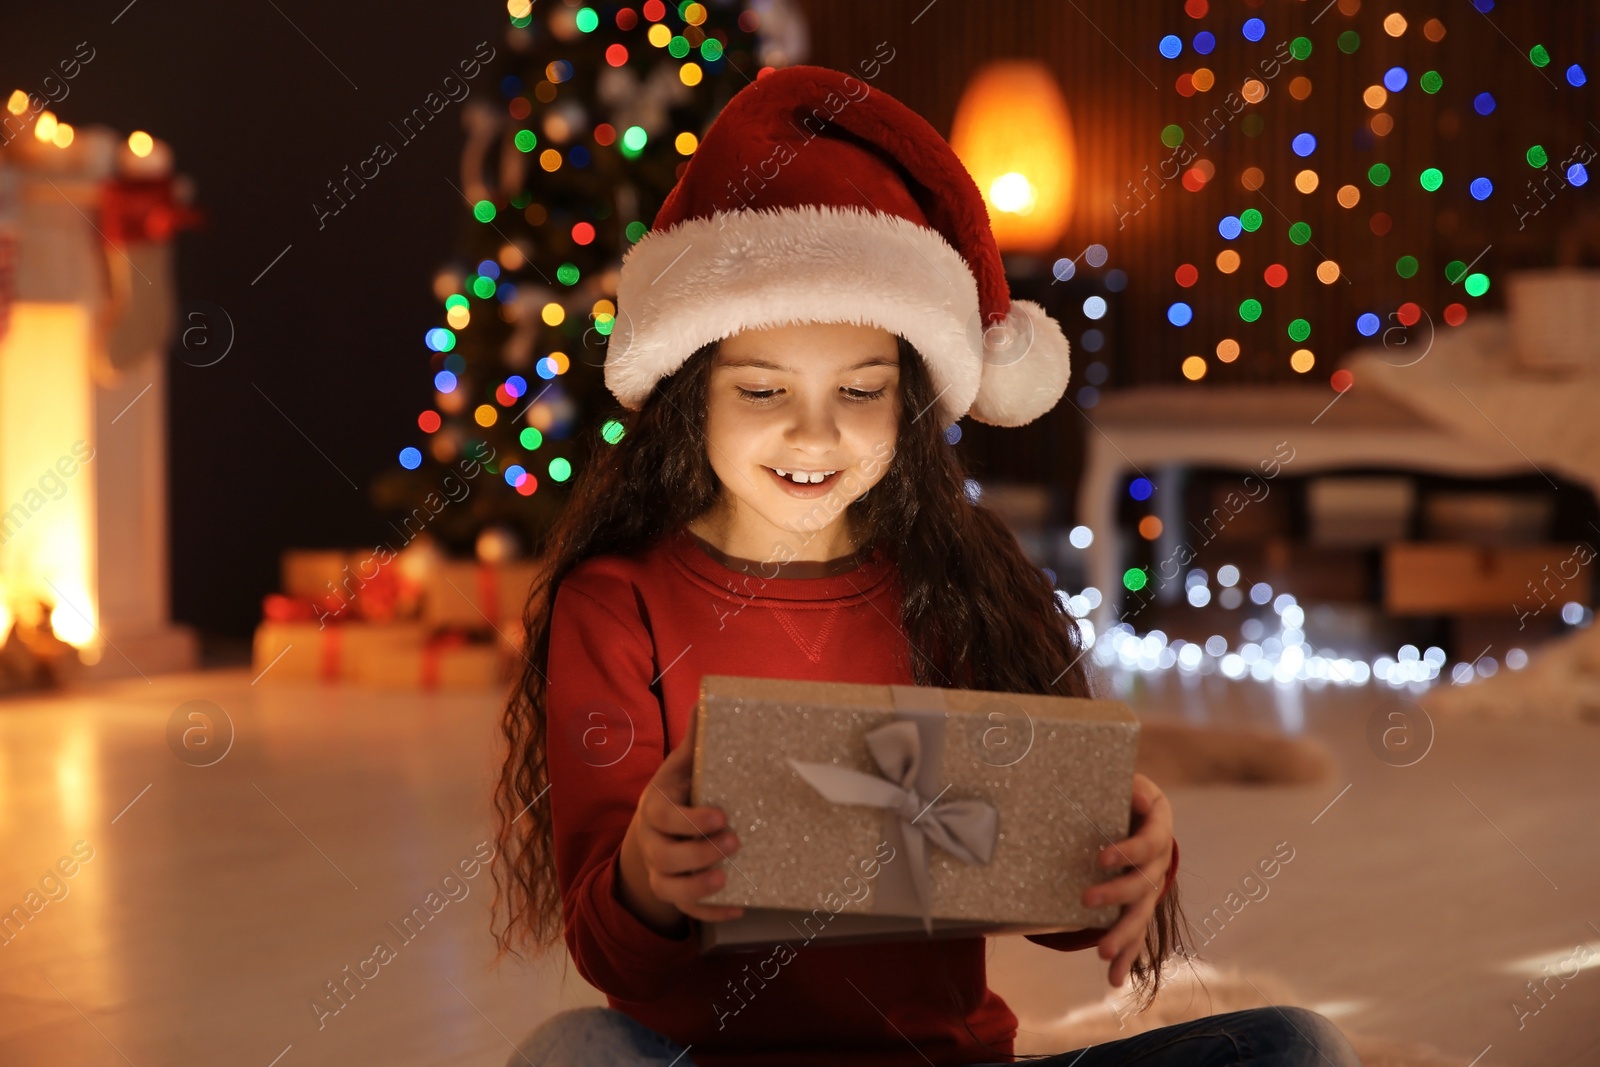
(607, 204), (983, 427)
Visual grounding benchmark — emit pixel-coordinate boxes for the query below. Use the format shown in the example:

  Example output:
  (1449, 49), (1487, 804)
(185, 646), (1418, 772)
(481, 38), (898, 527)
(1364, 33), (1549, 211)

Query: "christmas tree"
(372, 0), (805, 561)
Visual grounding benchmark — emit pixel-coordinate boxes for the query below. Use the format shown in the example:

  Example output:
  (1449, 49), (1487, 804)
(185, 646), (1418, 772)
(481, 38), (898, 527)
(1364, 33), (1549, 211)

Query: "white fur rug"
(1420, 626), (1600, 725)
(1013, 958), (1471, 1066)
(1134, 722), (1337, 787)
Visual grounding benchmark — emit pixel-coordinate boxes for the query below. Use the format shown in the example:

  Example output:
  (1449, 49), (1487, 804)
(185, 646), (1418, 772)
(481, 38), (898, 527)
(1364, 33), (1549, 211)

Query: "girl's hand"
(616, 718), (747, 932)
(1081, 772), (1174, 988)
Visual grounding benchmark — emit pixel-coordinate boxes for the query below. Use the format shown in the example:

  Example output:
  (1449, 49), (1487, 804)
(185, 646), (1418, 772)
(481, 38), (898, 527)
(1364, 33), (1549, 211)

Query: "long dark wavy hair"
(491, 334), (1196, 1033)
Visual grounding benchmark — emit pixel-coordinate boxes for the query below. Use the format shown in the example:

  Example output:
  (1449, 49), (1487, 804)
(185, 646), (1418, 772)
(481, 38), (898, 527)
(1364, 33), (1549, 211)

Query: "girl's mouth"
(764, 465), (843, 498)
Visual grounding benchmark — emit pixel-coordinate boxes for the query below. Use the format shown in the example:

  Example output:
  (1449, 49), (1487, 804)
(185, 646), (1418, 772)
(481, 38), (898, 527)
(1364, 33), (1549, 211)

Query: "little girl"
(493, 65), (1361, 1067)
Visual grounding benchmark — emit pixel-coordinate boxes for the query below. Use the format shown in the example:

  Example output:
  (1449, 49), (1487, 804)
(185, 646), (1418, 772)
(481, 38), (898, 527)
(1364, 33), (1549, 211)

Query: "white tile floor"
(0, 667), (1596, 1066)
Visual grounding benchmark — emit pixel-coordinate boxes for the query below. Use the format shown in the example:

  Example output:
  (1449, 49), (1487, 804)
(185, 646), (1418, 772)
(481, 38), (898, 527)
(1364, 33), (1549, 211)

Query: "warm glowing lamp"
(949, 60), (1077, 254)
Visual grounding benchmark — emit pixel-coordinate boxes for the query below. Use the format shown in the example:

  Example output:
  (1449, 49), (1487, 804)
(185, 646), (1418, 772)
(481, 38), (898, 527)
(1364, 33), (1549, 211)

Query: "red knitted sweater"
(543, 525), (1179, 1066)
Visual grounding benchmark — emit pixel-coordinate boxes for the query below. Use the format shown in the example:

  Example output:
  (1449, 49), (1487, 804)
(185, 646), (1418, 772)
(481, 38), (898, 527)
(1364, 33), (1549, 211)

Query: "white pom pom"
(966, 299), (1072, 427)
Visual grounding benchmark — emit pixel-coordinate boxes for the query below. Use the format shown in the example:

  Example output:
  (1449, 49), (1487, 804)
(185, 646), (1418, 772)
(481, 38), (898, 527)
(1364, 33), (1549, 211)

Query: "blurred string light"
(1082, 584), (1476, 689)
(1083, 0), (1585, 657)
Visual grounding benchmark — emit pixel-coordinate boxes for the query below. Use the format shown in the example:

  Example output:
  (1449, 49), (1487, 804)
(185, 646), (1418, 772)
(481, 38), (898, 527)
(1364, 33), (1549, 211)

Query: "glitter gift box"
(690, 675), (1140, 953)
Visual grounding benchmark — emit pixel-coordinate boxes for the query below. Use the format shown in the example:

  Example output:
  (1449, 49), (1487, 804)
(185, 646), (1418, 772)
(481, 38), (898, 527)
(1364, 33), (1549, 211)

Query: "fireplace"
(0, 117), (198, 686)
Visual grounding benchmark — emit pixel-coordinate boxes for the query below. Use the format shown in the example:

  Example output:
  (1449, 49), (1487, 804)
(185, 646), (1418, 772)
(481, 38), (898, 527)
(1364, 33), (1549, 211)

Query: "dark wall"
(2, 2), (502, 638)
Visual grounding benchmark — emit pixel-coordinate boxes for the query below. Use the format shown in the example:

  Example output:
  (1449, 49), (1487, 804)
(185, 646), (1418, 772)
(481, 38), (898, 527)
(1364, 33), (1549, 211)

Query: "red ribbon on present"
(319, 626), (344, 682)
(352, 566), (400, 623)
(97, 178), (204, 246)
(263, 594), (316, 623)
(263, 592), (350, 625)
(475, 562), (499, 625)
(420, 629), (471, 691)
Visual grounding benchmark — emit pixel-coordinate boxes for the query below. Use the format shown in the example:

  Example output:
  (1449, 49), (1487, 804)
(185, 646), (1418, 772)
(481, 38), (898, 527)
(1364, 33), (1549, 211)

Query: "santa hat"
(604, 64), (1072, 428)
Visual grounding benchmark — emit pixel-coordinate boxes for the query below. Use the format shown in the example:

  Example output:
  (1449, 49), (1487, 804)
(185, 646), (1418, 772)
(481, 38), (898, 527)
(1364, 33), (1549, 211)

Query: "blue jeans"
(507, 1004), (1363, 1066)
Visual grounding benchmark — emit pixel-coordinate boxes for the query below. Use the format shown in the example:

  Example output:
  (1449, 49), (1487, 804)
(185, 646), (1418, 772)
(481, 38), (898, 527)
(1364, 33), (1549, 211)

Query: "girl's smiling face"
(689, 321), (901, 564)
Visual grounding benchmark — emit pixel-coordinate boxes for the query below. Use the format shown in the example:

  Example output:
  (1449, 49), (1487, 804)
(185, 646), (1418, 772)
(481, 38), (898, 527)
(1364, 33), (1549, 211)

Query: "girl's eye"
(734, 386), (887, 404)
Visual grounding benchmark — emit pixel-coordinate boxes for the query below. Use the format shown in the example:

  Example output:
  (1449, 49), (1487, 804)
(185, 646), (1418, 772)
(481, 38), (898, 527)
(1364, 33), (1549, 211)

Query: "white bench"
(1076, 383), (1530, 630)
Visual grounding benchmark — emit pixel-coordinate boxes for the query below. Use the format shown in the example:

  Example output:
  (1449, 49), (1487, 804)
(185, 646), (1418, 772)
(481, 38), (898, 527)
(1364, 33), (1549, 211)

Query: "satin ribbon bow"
(785, 718), (999, 933)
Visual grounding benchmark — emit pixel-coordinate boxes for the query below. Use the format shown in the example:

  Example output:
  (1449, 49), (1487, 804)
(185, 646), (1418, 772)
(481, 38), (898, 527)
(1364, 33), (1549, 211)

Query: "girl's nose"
(784, 400), (843, 450)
